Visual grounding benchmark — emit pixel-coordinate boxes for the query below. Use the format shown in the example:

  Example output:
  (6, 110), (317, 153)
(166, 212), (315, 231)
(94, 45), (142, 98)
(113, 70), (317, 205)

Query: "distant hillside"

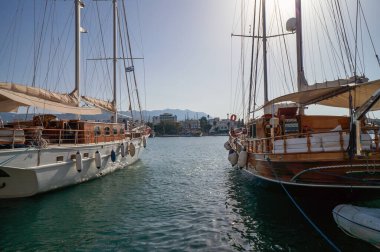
(0, 109), (212, 123)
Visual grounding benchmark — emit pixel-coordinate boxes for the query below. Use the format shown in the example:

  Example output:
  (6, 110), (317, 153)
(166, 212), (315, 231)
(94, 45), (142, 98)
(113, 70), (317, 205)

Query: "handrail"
(240, 128), (377, 155)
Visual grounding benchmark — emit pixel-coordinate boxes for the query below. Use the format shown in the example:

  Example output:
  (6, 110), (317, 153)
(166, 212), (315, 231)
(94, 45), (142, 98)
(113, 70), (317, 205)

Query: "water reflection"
(225, 168), (378, 251)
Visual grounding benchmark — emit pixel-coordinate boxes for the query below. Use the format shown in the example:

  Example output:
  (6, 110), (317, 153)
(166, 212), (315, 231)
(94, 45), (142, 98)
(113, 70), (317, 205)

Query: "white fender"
(143, 137), (147, 148)
(76, 151), (83, 172)
(129, 142), (136, 157)
(236, 143), (242, 153)
(224, 141), (231, 150)
(238, 150), (247, 168)
(228, 150), (238, 166)
(95, 151), (101, 169)
(120, 143), (126, 157)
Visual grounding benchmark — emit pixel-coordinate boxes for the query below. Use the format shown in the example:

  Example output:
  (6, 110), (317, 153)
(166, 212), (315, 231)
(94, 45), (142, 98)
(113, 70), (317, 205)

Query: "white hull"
(0, 138), (145, 198)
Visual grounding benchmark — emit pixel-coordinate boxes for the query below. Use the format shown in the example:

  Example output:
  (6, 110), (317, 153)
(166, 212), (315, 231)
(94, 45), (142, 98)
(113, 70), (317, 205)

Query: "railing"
(241, 126), (379, 155)
(0, 127), (146, 149)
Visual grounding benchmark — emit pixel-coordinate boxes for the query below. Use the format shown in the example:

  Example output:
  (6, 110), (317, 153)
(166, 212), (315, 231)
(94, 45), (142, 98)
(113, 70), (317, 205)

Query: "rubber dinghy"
(333, 204), (380, 248)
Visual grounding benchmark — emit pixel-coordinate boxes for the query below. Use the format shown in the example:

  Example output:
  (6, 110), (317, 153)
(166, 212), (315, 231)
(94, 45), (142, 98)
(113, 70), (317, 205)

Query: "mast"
(295, 0), (307, 114)
(75, 0), (83, 118)
(112, 0), (118, 123)
(262, 0), (268, 104)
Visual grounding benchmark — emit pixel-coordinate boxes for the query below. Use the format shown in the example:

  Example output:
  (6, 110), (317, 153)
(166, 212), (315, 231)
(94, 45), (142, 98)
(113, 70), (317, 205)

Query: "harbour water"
(0, 136), (379, 251)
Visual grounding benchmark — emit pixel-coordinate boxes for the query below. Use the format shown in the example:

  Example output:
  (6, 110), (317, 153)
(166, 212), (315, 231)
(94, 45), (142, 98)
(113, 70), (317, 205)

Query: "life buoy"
(230, 114), (237, 121)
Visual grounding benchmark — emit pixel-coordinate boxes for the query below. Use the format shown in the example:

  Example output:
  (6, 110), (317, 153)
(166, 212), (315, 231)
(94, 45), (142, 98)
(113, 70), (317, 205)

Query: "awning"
(0, 82), (102, 115)
(260, 79), (380, 111)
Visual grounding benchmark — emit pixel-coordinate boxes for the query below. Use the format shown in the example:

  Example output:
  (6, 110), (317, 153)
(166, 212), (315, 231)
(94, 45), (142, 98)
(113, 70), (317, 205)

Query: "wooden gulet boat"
(0, 0), (150, 198)
(226, 0), (380, 196)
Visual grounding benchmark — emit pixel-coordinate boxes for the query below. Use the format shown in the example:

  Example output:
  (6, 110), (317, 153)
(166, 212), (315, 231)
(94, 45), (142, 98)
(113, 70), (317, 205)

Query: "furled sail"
(260, 79), (380, 111)
(81, 96), (116, 112)
(0, 82), (101, 115)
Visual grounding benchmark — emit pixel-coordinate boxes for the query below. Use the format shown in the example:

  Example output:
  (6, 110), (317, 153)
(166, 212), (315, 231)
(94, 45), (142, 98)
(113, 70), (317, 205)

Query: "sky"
(0, 0), (379, 120)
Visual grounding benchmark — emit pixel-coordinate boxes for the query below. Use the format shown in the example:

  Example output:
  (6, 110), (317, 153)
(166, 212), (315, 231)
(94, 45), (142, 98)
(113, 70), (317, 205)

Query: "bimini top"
(0, 82), (102, 115)
(259, 79), (380, 111)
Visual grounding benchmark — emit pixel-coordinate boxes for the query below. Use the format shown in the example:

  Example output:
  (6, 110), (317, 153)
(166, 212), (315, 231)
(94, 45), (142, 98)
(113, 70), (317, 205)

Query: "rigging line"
(316, 2), (345, 79)
(122, 1), (143, 121)
(121, 0), (143, 121)
(354, 0), (359, 78)
(342, 0), (364, 74)
(306, 3), (317, 82)
(95, 1), (112, 92)
(136, 0), (147, 118)
(117, 6), (134, 120)
(248, 0), (258, 120)
(277, 1), (294, 93)
(275, 1), (292, 94)
(252, 0), (262, 118)
(359, 1), (380, 69)
(335, 0), (355, 74)
(328, 0), (349, 76)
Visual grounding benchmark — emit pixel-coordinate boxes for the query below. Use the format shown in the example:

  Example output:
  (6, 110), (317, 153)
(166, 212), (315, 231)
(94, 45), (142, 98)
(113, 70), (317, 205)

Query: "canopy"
(0, 82), (102, 115)
(260, 79), (380, 111)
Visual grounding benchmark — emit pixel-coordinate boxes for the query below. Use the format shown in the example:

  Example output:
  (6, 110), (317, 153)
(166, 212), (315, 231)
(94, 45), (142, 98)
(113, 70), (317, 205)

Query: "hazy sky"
(0, 0), (379, 119)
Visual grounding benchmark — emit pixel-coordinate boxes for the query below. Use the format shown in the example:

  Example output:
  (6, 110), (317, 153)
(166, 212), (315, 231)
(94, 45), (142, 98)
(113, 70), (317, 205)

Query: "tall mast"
(75, 0), (83, 116)
(295, 0), (307, 90)
(262, 0), (268, 104)
(112, 0), (118, 123)
(295, 0), (306, 114)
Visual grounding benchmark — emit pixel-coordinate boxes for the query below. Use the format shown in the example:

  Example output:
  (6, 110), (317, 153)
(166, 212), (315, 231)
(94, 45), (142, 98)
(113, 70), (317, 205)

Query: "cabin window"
(83, 153), (89, 158)
(120, 128), (125, 135)
(113, 128), (118, 135)
(56, 156), (64, 162)
(104, 127), (111, 136)
(94, 126), (101, 136)
(70, 154), (76, 160)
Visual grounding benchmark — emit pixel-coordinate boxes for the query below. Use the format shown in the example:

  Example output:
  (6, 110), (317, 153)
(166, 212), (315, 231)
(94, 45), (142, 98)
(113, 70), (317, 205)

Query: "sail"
(0, 82), (101, 115)
(260, 79), (380, 111)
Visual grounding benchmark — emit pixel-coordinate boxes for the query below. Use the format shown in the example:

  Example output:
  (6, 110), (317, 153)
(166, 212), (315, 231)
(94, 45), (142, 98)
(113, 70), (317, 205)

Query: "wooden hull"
(240, 151), (380, 198)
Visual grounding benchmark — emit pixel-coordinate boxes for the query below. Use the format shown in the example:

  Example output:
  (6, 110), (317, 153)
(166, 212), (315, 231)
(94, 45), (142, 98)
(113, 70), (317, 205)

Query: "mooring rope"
(266, 157), (341, 252)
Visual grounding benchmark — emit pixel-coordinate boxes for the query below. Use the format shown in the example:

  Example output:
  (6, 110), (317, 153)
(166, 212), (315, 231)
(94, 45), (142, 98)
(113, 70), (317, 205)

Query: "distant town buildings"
(151, 113), (240, 136)
(152, 113), (177, 125)
(208, 117), (237, 134)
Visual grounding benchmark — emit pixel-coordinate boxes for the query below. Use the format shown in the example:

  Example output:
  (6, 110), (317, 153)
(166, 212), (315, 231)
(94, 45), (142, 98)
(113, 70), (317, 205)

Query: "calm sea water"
(0, 136), (379, 251)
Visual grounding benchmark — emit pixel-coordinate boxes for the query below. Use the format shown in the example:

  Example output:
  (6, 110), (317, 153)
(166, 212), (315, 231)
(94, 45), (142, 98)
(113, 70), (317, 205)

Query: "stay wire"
(359, 1), (380, 69)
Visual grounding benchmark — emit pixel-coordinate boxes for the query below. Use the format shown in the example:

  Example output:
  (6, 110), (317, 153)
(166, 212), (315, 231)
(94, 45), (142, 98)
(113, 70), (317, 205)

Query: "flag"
(125, 66), (134, 72)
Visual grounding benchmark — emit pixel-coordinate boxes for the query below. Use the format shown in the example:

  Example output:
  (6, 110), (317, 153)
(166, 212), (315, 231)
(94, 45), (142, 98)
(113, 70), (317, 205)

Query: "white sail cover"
(81, 96), (116, 112)
(0, 82), (102, 115)
(261, 79), (380, 111)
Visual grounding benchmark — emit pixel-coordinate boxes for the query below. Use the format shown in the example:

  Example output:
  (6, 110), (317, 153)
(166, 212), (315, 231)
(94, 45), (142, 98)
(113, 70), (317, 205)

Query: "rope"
(266, 157), (341, 252)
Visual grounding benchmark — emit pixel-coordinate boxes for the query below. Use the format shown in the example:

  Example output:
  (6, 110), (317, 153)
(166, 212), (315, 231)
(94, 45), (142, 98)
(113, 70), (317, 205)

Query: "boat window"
(120, 128), (125, 135)
(94, 126), (101, 136)
(56, 156), (64, 162)
(104, 127), (111, 136)
(113, 127), (118, 135)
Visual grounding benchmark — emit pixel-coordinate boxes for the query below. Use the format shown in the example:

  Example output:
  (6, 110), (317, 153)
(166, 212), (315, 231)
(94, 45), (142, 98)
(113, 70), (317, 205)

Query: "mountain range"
(0, 109), (212, 123)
